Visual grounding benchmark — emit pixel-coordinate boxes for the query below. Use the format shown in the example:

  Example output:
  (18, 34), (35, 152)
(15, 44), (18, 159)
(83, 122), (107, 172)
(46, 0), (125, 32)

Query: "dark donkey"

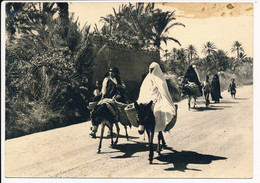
(90, 103), (121, 154)
(134, 101), (166, 164)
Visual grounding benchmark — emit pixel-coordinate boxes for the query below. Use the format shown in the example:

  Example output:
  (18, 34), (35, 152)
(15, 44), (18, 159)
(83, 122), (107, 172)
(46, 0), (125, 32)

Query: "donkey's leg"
(160, 132), (166, 147)
(193, 96), (197, 108)
(97, 123), (105, 154)
(188, 96), (191, 110)
(124, 125), (129, 141)
(109, 124), (114, 147)
(145, 129), (150, 147)
(149, 130), (154, 164)
(157, 132), (162, 155)
(114, 122), (120, 145)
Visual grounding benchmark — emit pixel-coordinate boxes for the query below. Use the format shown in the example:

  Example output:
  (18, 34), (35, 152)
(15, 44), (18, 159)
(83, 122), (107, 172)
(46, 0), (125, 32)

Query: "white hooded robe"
(137, 62), (177, 132)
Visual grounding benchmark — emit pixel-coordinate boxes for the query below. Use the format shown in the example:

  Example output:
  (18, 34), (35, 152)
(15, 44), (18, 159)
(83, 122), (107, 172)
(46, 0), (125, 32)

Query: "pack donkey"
(134, 101), (176, 164)
(90, 101), (130, 153)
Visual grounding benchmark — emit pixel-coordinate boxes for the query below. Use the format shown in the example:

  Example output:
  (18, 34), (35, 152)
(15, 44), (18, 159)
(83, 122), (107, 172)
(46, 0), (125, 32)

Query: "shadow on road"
(110, 141), (156, 159)
(191, 106), (224, 111)
(155, 147), (227, 172)
(93, 133), (139, 140)
(217, 101), (239, 104)
(233, 97), (249, 100)
(110, 142), (227, 172)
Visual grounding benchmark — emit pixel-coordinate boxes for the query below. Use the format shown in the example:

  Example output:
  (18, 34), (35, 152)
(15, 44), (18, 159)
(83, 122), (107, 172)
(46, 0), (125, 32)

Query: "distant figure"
(211, 74), (222, 103)
(182, 65), (202, 109)
(93, 81), (102, 101)
(184, 65), (202, 90)
(228, 78), (236, 99)
(202, 75), (211, 107)
(101, 66), (127, 103)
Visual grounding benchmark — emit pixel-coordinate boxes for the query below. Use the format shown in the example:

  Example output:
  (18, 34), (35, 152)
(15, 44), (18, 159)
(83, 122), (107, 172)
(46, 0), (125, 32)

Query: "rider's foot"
(138, 130), (144, 135)
(138, 125), (144, 135)
(89, 131), (96, 138)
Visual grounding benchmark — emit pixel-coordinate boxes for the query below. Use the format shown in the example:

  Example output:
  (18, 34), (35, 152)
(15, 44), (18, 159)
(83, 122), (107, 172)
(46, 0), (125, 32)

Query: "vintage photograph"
(1, 0), (257, 181)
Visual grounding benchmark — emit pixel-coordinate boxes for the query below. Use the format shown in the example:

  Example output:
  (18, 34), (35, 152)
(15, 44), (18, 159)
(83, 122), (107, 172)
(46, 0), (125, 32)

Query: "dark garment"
(104, 78), (126, 103)
(229, 83), (236, 95)
(202, 81), (210, 106)
(204, 90), (210, 105)
(183, 65), (202, 96)
(211, 74), (221, 102)
(184, 66), (200, 86)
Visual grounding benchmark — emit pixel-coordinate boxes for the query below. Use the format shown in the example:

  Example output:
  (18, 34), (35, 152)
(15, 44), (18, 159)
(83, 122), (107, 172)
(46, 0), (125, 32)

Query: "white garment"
(101, 76), (126, 96)
(137, 62), (176, 132)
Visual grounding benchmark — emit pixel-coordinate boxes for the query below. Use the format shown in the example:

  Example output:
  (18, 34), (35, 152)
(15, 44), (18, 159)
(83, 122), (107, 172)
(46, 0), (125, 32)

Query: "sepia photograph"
(1, 0), (259, 182)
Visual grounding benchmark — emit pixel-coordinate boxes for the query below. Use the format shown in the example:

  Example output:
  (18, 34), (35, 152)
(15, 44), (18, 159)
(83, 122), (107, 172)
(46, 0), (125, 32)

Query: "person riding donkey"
(101, 66), (127, 103)
(181, 65), (202, 110)
(90, 66), (127, 137)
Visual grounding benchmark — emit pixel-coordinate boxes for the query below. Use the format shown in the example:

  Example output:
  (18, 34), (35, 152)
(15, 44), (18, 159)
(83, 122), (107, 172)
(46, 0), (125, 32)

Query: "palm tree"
(163, 49), (170, 61)
(57, 2), (69, 39)
(201, 41), (217, 57)
(99, 3), (185, 51)
(231, 41), (244, 59)
(212, 49), (229, 71)
(149, 9), (185, 50)
(172, 47), (177, 61)
(176, 48), (187, 72)
(186, 44), (197, 63)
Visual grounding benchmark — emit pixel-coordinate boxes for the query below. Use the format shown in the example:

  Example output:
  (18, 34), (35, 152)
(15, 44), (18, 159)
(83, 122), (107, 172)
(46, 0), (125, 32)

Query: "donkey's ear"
(134, 102), (140, 110)
(148, 100), (153, 108)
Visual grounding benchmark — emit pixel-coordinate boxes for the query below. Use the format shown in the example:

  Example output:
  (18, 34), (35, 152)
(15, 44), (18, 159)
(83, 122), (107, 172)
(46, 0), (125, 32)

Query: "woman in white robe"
(137, 62), (177, 132)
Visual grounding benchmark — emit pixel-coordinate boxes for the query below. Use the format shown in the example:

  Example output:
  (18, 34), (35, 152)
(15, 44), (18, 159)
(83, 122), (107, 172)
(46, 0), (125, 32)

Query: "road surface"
(5, 85), (253, 178)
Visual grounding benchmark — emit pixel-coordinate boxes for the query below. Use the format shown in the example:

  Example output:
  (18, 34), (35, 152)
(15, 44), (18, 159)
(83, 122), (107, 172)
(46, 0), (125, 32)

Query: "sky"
(69, 2), (253, 58)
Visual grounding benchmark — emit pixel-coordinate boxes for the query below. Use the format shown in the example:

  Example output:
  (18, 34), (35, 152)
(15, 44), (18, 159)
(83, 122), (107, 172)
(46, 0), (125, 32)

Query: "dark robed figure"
(183, 65), (202, 96)
(211, 74), (222, 103)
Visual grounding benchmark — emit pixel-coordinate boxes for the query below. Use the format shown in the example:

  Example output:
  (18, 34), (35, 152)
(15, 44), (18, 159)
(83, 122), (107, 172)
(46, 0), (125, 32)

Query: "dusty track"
(5, 85), (253, 178)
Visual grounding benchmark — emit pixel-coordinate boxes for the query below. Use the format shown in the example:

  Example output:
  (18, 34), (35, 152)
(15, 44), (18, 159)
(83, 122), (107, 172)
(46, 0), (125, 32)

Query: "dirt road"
(5, 85), (253, 178)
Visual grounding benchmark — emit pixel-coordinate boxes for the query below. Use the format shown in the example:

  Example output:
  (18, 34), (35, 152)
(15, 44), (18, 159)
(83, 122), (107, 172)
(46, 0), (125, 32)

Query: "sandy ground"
(5, 85), (253, 178)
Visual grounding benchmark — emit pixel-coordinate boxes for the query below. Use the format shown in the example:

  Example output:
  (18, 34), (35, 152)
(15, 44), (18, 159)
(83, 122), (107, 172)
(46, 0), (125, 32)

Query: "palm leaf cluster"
(95, 3), (184, 51)
(5, 2), (95, 139)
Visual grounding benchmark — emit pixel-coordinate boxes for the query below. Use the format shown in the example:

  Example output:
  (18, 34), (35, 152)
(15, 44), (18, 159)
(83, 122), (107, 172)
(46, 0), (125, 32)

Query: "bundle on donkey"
(136, 62), (178, 164)
(89, 99), (131, 153)
(179, 65), (202, 110)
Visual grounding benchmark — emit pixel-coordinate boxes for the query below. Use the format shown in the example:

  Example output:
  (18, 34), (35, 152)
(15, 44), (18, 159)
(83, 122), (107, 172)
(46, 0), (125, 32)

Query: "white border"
(1, 0), (259, 183)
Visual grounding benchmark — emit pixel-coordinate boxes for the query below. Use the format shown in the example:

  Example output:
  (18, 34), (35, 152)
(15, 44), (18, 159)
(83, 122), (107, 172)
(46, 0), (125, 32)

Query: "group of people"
(90, 62), (236, 135)
(90, 63), (178, 134)
(181, 65), (237, 108)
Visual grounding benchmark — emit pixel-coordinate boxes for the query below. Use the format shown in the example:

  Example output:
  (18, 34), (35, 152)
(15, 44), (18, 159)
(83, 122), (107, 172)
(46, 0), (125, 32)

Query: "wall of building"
(92, 46), (160, 102)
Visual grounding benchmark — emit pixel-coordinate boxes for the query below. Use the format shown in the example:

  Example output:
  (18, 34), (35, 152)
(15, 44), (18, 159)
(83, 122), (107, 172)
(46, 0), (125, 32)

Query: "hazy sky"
(69, 2), (253, 57)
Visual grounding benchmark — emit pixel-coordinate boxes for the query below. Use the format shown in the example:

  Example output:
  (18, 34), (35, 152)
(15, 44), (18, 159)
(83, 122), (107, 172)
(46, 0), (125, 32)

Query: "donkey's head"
(134, 101), (155, 128)
(90, 104), (115, 133)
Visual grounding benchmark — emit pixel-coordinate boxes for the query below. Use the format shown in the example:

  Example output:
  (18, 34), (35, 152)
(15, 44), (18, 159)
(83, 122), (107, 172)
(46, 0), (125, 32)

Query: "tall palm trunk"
(57, 2), (69, 39)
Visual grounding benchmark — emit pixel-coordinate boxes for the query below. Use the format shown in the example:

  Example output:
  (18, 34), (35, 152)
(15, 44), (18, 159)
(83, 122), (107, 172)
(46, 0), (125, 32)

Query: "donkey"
(134, 101), (166, 164)
(90, 103), (120, 153)
(178, 76), (198, 110)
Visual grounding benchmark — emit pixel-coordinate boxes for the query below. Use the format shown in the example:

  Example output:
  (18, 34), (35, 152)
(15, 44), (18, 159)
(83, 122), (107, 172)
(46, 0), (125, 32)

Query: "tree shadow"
(191, 107), (224, 111)
(234, 98), (249, 100)
(155, 147), (227, 172)
(211, 105), (232, 108)
(210, 100), (239, 104)
(217, 101), (239, 104)
(93, 133), (139, 140)
(110, 141), (156, 159)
